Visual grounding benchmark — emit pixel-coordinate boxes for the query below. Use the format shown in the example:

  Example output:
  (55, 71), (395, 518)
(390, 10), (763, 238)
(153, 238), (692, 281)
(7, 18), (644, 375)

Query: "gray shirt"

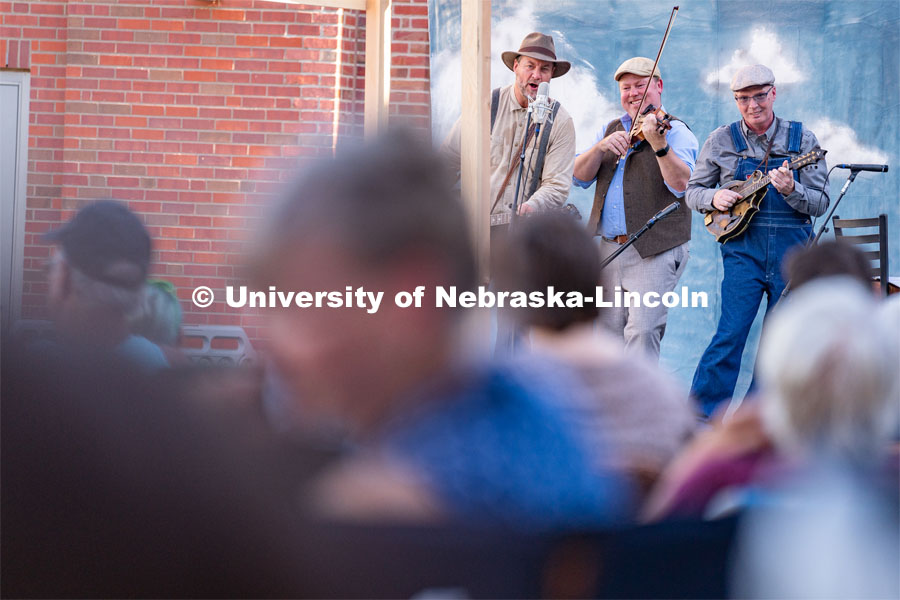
(685, 116), (829, 216)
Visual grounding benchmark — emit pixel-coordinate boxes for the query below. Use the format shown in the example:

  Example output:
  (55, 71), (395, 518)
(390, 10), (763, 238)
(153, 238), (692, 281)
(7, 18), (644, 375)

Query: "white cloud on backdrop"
(705, 27), (806, 87)
(431, 1), (618, 152)
(808, 117), (889, 175)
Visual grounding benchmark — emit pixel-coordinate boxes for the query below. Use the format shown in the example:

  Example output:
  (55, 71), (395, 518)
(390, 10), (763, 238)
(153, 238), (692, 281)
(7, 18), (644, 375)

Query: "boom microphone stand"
(599, 201), (681, 270)
(779, 167), (867, 300)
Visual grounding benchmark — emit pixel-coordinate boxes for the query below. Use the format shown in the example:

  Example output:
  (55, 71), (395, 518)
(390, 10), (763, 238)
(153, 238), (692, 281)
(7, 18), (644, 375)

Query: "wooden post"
(460, 0), (491, 284)
(364, 0), (391, 138)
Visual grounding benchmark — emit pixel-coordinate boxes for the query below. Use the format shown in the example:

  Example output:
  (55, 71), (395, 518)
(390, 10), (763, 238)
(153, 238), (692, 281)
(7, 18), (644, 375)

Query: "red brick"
(118, 19), (151, 29)
(201, 58), (234, 70)
(184, 45), (218, 57)
(132, 129), (165, 140)
(132, 104), (165, 116)
(184, 71), (217, 82)
(236, 35), (268, 47)
(165, 154), (198, 166)
(165, 105), (198, 117)
(151, 20), (184, 31)
(210, 9), (246, 21)
(215, 120), (248, 132)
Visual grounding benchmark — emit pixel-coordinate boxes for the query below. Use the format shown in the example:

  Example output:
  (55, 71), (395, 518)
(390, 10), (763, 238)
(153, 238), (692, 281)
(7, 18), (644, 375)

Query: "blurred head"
(784, 240), (873, 292)
(253, 129), (475, 435)
(130, 279), (183, 346)
(757, 277), (899, 460)
(44, 201), (151, 338)
(493, 212), (601, 332)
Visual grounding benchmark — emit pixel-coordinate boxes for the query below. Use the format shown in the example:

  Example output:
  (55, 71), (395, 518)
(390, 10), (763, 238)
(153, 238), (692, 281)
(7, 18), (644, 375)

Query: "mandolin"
(704, 148), (827, 243)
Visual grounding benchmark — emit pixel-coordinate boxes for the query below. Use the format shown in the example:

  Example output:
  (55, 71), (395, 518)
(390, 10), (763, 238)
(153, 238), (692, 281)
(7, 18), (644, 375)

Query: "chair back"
(833, 214), (890, 296)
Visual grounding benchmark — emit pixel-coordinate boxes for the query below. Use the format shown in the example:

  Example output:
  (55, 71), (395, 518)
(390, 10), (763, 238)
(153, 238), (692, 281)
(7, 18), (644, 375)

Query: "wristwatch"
(655, 144), (670, 157)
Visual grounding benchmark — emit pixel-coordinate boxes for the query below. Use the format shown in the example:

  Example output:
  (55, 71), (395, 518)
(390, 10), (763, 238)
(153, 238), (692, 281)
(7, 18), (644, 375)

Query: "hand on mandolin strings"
(767, 159), (795, 195)
(712, 188), (742, 211)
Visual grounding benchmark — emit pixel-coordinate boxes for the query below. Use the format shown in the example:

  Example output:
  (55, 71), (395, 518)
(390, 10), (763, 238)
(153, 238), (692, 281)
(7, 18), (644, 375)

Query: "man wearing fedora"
(442, 32), (576, 220)
(573, 57), (698, 362)
(685, 64), (829, 417)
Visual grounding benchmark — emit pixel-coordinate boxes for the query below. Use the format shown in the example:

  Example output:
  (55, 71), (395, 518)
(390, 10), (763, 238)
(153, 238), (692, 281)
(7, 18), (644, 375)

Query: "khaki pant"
(596, 239), (689, 361)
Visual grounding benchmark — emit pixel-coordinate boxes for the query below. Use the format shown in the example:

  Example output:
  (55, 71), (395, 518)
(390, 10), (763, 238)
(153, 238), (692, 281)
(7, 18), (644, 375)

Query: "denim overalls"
(691, 120), (811, 416)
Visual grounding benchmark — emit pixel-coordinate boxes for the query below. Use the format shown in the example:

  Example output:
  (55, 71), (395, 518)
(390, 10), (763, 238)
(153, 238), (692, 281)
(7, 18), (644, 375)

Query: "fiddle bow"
(615, 5), (680, 165)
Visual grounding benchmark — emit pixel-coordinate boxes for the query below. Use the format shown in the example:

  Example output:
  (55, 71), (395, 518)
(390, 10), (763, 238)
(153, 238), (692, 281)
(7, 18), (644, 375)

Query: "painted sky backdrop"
(429, 0), (900, 397)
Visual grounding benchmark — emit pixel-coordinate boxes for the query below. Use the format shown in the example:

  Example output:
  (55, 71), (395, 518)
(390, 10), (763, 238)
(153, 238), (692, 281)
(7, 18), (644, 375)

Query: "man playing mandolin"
(574, 57), (698, 362)
(686, 64), (829, 417)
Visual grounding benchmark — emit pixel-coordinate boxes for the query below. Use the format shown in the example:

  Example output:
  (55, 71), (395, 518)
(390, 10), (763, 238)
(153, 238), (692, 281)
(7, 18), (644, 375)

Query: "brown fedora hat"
(501, 32), (571, 78)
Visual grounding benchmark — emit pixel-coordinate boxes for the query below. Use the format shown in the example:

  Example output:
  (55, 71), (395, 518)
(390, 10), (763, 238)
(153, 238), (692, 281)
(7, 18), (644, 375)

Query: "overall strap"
(787, 120), (803, 153)
(729, 121), (747, 153)
(525, 101), (562, 199)
(490, 87), (501, 134)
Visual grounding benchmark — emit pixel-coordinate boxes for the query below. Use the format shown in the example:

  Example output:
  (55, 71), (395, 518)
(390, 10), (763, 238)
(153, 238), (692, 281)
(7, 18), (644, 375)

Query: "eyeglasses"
(734, 87), (773, 106)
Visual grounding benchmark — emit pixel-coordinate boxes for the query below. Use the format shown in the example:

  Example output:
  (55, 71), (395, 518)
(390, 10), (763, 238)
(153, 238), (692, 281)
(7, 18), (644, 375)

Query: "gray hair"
(757, 277), (900, 459)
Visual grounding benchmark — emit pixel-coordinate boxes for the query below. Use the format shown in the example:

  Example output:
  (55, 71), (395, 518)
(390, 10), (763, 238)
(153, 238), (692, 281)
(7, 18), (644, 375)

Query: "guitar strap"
(491, 122), (537, 214)
(757, 121), (778, 174)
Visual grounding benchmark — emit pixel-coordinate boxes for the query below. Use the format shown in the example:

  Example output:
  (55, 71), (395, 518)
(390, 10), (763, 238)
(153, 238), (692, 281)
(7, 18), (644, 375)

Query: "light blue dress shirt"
(573, 111), (698, 237)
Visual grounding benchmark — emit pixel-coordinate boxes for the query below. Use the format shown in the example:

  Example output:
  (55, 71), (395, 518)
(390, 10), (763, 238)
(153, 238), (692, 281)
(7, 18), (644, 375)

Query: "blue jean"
(690, 220), (811, 416)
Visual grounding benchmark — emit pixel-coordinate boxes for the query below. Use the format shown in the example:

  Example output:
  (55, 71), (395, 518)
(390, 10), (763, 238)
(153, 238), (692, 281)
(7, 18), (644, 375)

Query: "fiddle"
(631, 104), (675, 143)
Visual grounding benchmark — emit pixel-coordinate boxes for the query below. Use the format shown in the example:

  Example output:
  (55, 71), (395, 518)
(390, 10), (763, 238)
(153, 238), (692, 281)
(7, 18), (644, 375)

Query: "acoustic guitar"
(704, 148), (827, 243)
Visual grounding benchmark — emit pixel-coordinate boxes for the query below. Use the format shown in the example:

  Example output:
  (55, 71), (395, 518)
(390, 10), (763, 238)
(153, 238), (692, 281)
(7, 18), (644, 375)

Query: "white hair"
(757, 277), (900, 460)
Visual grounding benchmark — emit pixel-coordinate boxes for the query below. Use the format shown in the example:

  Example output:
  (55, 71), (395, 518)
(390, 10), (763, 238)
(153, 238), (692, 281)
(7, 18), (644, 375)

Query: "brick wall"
(1, 0), (431, 344)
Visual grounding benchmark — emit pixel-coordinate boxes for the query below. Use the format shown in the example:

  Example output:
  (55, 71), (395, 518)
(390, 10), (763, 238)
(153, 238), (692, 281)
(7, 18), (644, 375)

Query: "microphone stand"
(779, 169), (859, 300)
(600, 203), (680, 270)
(510, 103), (535, 230)
(808, 169), (858, 245)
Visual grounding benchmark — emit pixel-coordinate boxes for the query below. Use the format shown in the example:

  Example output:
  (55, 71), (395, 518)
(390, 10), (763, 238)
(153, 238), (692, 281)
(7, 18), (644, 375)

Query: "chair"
(833, 214), (890, 296)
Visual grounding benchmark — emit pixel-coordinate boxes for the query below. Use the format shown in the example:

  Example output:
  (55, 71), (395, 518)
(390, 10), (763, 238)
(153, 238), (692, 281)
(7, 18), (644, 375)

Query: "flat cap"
(730, 64), (775, 91)
(614, 57), (661, 81)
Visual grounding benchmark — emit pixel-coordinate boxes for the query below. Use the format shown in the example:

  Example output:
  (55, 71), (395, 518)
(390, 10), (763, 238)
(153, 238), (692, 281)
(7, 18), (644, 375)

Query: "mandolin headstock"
(790, 148), (827, 170)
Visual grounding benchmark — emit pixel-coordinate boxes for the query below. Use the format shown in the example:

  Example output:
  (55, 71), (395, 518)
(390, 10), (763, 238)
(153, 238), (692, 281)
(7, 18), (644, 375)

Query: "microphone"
(835, 164), (889, 172)
(648, 201), (680, 224)
(532, 82), (551, 125)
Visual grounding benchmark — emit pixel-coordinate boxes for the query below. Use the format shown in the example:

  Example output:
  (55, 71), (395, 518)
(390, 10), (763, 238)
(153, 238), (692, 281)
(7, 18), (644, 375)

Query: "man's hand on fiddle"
(768, 160), (795, 196)
(518, 202), (536, 216)
(598, 130), (631, 157)
(712, 188), (742, 212)
(641, 112), (667, 152)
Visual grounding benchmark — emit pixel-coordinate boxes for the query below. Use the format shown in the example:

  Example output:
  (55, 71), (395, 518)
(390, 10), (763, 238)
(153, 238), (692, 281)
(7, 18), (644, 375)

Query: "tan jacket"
(442, 84), (576, 214)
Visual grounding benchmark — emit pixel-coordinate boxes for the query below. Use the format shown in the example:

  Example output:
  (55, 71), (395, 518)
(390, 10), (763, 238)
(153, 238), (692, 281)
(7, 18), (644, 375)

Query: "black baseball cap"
(44, 201), (152, 290)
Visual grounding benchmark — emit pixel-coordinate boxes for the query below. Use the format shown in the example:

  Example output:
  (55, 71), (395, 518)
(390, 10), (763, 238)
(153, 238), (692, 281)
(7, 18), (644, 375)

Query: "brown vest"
(586, 119), (692, 258)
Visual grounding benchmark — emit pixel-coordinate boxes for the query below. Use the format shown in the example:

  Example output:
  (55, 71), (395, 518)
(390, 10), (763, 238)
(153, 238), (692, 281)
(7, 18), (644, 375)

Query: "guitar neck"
(743, 155), (808, 197)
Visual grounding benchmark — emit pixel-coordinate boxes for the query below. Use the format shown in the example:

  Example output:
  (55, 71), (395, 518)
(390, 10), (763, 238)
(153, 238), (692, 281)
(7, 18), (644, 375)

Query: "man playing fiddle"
(574, 57), (698, 361)
(685, 64), (829, 417)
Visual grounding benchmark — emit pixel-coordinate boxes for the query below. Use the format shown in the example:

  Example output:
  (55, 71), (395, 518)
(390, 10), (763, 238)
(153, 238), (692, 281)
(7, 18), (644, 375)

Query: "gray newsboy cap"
(730, 64), (775, 91)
